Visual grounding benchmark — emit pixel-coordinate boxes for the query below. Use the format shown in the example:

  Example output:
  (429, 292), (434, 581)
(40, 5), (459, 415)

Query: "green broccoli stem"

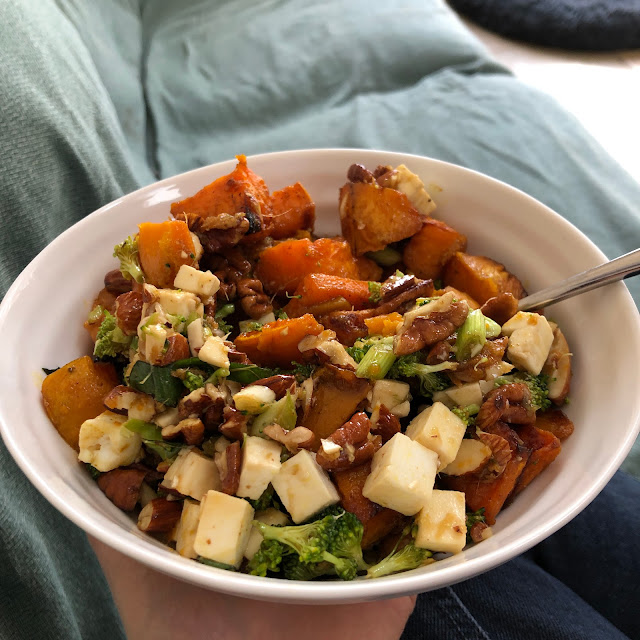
(365, 542), (432, 579)
(355, 337), (396, 380)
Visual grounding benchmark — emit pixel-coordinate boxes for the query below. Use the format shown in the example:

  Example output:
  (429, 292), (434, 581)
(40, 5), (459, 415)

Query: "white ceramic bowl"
(1, 149), (639, 604)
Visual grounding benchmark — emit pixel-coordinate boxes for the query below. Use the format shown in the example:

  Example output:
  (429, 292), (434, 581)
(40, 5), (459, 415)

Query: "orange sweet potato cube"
(442, 252), (526, 306)
(403, 218), (467, 280)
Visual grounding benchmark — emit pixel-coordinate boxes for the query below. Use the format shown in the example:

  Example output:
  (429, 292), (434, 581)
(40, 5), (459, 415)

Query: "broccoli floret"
(465, 508), (486, 543)
(282, 555), (335, 581)
(247, 539), (286, 577)
(494, 372), (551, 411)
(366, 540), (432, 579)
(113, 235), (144, 283)
(182, 370), (205, 392)
(247, 485), (280, 512)
(253, 515), (334, 564)
(93, 310), (132, 359)
(388, 353), (456, 398)
(254, 507), (367, 581)
(451, 404), (480, 427)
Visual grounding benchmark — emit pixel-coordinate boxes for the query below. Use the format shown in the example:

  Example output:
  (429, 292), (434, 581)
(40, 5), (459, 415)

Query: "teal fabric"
(0, 0), (639, 637)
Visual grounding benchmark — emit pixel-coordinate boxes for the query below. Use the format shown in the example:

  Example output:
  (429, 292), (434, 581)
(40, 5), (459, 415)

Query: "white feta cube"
(78, 411), (142, 472)
(501, 312), (554, 375)
(244, 508), (290, 560)
(362, 433), (438, 515)
(194, 491), (254, 567)
(369, 379), (411, 418)
(271, 450), (340, 523)
(415, 490), (467, 554)
(236, 436), (282, 500)
(187, 318), (206, 356)
(162, 448), (220, 500)
(174, 264), (220, 298)
(156, 288), (202, 319)
(174, 499), (201, 559)
(405, 402), (466, 470)
(232, 385), (276, 414)
(198, 335), (230, 369)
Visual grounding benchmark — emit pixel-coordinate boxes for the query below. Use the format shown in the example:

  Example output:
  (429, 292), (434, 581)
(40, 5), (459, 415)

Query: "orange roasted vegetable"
(364, 312), (403, 337)
(41, 356), (120, 451)
(170, 154), (271, 223)
(137, 220), (196, 289)
(338, 181), (424, 255)
(255, 237), (380, 295)
(403, 218), (467, 280)
(268, 182), (315, 239)
(234, 314), (324, 368)
(442, 252), (526, 306)
(283, 273), (373, 317)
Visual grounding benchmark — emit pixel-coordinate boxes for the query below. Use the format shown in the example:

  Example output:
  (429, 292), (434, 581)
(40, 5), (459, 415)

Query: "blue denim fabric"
(402, 472), (640, 640)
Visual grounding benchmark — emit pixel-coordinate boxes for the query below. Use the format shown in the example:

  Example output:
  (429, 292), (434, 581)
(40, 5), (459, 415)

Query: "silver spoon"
(517, 248), (640, 311)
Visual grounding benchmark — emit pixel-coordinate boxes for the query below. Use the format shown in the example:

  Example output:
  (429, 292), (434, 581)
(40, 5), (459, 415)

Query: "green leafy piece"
(127, 360), (184, 407)
(113, 235), (144, 284)
(365, 247), (402, 267)
(274, 309), (289, 321)
(85, 464), (102, 480)
(455, 308), (487, 362)
(366, 540), (432, 579)
(93, 311), (133, 359)
(451, 404), (480, 427)
(247, 485), (277, 511)
(144, 440), (184, 460)
(355, 336), (396, 380)
(197, 557), (238, 572)
(494, 372), (552, 411)
(282, 555), (335, 581)
(289, 361), (315, 381)
(465, 508), (486, 543)
(250, 390), (297, 436)
(227, 362), (278, 384)
(368, 281), (382, 304)
(388, 353), (455, 398)
(239, 320), (264, 333)
(247, 539), (287, 577)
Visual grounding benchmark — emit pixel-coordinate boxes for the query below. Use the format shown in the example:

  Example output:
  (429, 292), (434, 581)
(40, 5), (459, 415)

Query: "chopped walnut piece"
(137, 497), (183, 532)
(476, 383), (536, 431)
(476, 431), (512, 479)
(161, 418), (205, 446)
(218, 406), (248, 440)
(248, 374), (297, 399)
(220, 441), (242, 495)
(178, 387), (214, 419)
(263, 425), (315, 453)
(97, 467), (148, 511)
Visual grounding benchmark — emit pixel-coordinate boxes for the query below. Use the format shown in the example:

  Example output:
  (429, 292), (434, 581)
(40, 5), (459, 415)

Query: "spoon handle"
(518, 248), (640, 312)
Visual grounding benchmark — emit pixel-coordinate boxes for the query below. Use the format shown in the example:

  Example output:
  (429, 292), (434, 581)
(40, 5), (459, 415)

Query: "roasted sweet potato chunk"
(403, 218), (467, 280)
(302, 364), (371, 442)
(41, 356), (120, 451)
(268, 182), (315, 239)
(338, 182), (424, 255)
(535, 408), (575, 441)
(510, 424), (561, 498)
(442, 252), (526, 306)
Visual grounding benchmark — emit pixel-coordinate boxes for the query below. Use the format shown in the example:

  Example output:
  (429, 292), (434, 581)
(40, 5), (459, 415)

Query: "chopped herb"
(127, 360), (185, 407)
(274, 309), (289, 320)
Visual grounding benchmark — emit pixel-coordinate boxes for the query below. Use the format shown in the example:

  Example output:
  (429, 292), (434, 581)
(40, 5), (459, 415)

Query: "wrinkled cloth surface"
(1, 1), (639, 638)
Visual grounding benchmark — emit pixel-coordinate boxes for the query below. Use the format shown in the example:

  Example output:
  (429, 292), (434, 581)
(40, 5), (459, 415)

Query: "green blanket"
(0, 1), (638, 637)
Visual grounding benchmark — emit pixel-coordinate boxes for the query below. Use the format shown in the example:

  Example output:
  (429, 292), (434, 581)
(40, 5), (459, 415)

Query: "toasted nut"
(104, 269), (134, 294)
(115, 291), (144, 336)
(161, 418), (205, 446)
(137, 498), (183, 532)
(263, 425), (315, 453)
(220, 441), (242, 495)
(317, 435), (382, 471)
(218, 406), (247, 440)
(248, 374), (296, 399)
(476, 431), (512, 479)
(476, 383), (536, 430)
(156, 334), (191, 366)
(371, 404), (401, 443)
(542, 325), (572, 405)
(469, 520), (492, 543)
(178, 387), (214, 419)
(97, 467), (148, 511)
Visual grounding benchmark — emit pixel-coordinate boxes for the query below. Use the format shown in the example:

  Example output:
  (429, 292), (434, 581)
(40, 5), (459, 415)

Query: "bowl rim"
(1, 147), (639, 603)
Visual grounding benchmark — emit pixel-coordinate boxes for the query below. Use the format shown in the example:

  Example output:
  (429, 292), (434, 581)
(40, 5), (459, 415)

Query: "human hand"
(90, 538), (416, 640)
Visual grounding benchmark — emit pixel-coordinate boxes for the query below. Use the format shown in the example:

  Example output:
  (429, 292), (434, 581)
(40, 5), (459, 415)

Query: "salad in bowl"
(41, 155), (574, 581)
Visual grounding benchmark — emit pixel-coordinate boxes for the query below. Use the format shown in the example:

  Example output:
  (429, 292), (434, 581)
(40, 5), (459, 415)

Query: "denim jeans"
(402, 471), (640, 640)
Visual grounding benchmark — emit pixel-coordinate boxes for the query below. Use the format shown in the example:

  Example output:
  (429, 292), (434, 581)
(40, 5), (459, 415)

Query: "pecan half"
(248, 374), (296, 399)
(218, 406), (248, 440)
(263, 425), (315, 453)
(316, 412), (379, 470)
(347, 163), (376, 184)
(104, 269), (134, 295)
(178, 387), (214, 420)
(371, 404), (401, 443)
(469, 521), (492, 543)
(476, 430), (512, 479)
(476, 383), (536, 431)
(137, 497), (183, 532)
(97, 467), (148, 511)
(480, 293), (519, 326)
(115, 290), (143, 336)
(220, 441), (242, 495)
(161, 418), (205, 446)
(450, 337), (508, 384)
